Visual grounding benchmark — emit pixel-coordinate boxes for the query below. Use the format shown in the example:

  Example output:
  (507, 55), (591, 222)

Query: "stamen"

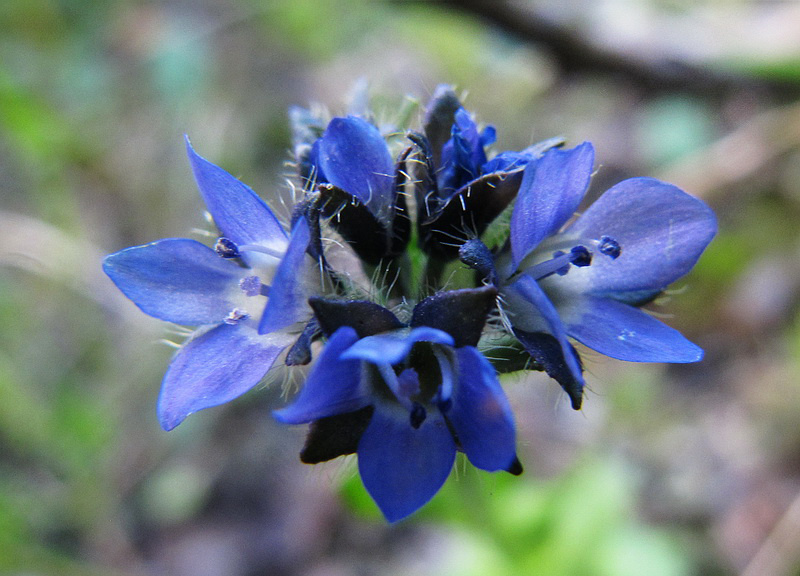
(526, 245), (592, 281)
(568, 245), (592, 268)
(215, 237), (241, 259)
(520, 234), (622, 281)
(536, 234), (622, 262)
(214, 237), (285, 260)
(224, 308), (249, 325)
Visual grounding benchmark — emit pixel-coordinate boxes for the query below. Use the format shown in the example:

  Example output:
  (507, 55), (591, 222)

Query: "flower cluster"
(104, 85), (717, 522)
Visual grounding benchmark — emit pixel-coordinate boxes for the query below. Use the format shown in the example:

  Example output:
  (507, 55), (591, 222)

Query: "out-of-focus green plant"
(342, 455), (692, 576)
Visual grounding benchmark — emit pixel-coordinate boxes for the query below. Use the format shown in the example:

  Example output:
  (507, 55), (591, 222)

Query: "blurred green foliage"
(342, 455), (692, 576)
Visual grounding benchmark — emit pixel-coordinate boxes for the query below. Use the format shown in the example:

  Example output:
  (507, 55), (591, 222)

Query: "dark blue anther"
(215, 237), (241, 259)
(410, 402), (427, 429)
(570, 245), (592, 267)
(598, 235), (621, 259)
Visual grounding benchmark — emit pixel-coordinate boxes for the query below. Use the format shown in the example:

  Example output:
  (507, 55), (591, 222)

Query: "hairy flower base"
(104, 84), (717, 522)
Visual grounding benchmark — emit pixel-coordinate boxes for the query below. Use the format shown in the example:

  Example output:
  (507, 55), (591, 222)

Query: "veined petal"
(341, 327), (455, 365)
(103, 238), (243, 325)
(505, 274), (585, 408)
(561, 177), (717, 297)
(185, 136), (289, 265)
(358, 406), (456, 522)
(510, 142), (594, 268)
(316, 116), (395, 223)
(448, 347), (516, 471)
(158, 323), (288, 430)
(259, 216), (313, 334)
(562, 296), (704, 363)
(274, 327), (368, 424)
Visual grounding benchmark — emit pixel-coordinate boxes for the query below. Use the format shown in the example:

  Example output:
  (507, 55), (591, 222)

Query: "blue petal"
(438, 108), (486, 194)
(358, 405), (456, 522)
(480, 124), (496, 149)
(510, 142), (594, 268)
(158, 323), (288, 430)
(259, 216), (313, 334)
(448, 347), (516, 471)
(273, 327), (368, 424)
(506, 275), (585, 392)
(454, 108), (488, 172)
(561, 177), (717, 298)
(185, 136), (288, 266)
(103, 238), (243, 325)
(341, 327), (455, 365)
(561, 296), (704, 362)
(315, 116), (395, 223)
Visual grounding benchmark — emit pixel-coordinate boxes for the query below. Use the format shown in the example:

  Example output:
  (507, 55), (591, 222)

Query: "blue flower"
(416, 85), (563, 259)
(103, 138), (319, 430)
(462, 142), (717, 409)
(302, 115), (410, 264)
(274, 288), (518, 522)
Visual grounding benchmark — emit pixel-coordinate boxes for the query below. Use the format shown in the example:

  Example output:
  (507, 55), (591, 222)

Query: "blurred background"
(2, 0), (800, 574)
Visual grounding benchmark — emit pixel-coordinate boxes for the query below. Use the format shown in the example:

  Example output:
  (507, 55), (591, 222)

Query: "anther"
(215, 237), (286, 260)
(569, 245), (592, 267)
(528, 245), (592, 280)
(215, 237), (241, 259)
(410, 402), (427, 429)
(224, 308), (249, 325)
(598, 235), (621, 259)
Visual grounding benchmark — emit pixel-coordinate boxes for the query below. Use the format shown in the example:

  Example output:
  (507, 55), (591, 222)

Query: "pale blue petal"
(358, 406), (456, 522)
(510, 142), (594, 267)
(185, 136), (288, 263)
(103, 238), (242, 325)
(316, 116), (394, 223)
(158, 323), (288, 430)
(341, 327), (455, 365)
(273, 327), (368, 424)
(562, 177), (717, 298)
(562, 296), (704, 363)
(448, 347), (516, 471)
(259, 216), (313, 334)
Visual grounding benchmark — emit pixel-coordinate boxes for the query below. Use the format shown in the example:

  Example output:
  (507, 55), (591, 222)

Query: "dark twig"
(399, 0), (800, 99)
